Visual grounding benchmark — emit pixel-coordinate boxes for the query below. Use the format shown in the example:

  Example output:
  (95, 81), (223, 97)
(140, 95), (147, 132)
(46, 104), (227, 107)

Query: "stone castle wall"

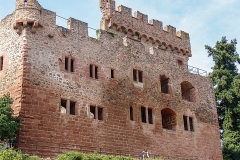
(0, 1), (222, 159)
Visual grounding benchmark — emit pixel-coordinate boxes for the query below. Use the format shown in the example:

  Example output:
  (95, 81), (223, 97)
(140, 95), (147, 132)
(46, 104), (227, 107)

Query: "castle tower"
(99, 0), (115, 20)
(14, 0), (42, 34)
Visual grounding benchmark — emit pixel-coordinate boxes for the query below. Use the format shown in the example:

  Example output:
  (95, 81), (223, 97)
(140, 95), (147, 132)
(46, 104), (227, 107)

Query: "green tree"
(0, 94), (20, 141)
(205, 37), (240, 159)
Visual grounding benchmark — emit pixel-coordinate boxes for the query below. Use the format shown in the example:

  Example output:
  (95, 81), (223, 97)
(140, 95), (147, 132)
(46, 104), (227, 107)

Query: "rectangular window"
(90, 106), (96, 119)
(183, 116), (188, 131)
(61, 99), (67, 114)
(60, 99), (75, 115)
(0, 56), (3, 71)
(133, 69), (143, 83)
(65, 57), (74, 72)
(148, 108), (153, 124)
(130, 106), (134, 121)
(111, 69), (114, 79)
(98, 107), (103, 120)
(141, 107), (146, 123)
(138, 71), (143, 83)
(90, 105), (103, 121)
(183, 116), (194, 132)
(90, 64), (93, 78)
(133, 69), (137, 81)
(177, 59), (183, 68)
(90, 64), (99, 79)
(70, 101), (76, 115)
(95, 66), (98, 79)
(189, 117), (194, 132)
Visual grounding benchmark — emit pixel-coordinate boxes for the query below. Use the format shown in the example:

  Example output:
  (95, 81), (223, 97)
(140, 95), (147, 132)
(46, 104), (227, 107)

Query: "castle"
(0, 0), (223, 159)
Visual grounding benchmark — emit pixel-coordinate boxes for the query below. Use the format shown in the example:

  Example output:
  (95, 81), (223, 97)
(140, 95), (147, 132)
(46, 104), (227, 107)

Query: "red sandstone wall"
(0, 1), (223, 160)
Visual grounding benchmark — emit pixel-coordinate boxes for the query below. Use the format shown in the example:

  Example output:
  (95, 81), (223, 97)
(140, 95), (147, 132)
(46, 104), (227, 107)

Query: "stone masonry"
(0, 0), (223, 159)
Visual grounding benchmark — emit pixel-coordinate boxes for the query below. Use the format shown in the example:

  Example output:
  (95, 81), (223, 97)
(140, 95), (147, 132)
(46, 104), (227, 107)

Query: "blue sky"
(0, 0), (239, 73)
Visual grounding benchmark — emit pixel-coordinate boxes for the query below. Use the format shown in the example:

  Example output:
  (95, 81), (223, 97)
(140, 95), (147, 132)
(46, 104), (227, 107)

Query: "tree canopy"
(205, 37), (240, 159)
(0, 94), (20, 140)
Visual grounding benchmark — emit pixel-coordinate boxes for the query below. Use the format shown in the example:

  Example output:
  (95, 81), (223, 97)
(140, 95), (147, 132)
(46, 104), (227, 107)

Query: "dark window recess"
(141, 107), (146, 123)
(71, 59), (74, 72)
(65, 58), (68, 71)
(138, 71), (143, 83)
(148, 108), (153, 124)
(133, 69), (137, 81)
(90, 65), (93, 78)
(181, 81), (195, 102)
(183, 116), (188, 131)
(90, 64), (99, 79)
(95, 66), (98, 79)
(161, 108), (176, 130)
(178, 60), (183, 67)
(189, 117), (194, 132)
(133, 69), (143, 83)
(90, 106), (96, 119)
(160, 75), (169, 94)
(70, 101), (75, 115)
(98, 107), (103, 120)
(65, 57), (74, 72)
(61, 99), (67, 111)
(130, 106), (134, 121)
(111, 69), (114, 78)
(0, 56), (3, 71)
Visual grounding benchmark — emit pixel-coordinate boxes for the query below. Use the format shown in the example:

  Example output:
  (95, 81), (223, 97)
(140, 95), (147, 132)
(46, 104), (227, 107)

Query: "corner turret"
(14, 0), (42, 34)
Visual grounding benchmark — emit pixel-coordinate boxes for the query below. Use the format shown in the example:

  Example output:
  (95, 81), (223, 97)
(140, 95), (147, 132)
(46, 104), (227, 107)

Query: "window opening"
(133, 69), (137, 81)
(0, 56), (3, 71)
(177, 60), (183, 68)
(90, 64), (99, 79)
(130, 106), (134, 121)
(111, 69), (114, 78)
(71, 59), (74, 72)
(24, 0), (28, 6)
(181, 81), (195, 102)
(90, 105), (103, 120)
(160, 75), (169, 94)
(183, 116), (188, 131)
(98, 107), (103, 120)
(161, 108), (176, 130)
(60, 99), (75, 115)
(133, 69), (143, 83)
(65, 57), (74, 72)
(90, 106), (96, 119)
(90, 65), (93, 78)
(70, 101), (75, 115)
(141, 107), (146, 123)
(60, 99), (67, 114)
(95, 66), (98, 79)
(148, 108), (153, 124)
(189, 117), (194, 132)
(138, 71), (143, 83)
(65, 58), (68, 71)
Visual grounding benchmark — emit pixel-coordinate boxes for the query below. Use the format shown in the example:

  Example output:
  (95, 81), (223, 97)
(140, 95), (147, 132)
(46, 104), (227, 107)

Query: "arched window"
(181, 81), (195, 102)
(161, 108), (176, 130)
(160, 75), (169, 94)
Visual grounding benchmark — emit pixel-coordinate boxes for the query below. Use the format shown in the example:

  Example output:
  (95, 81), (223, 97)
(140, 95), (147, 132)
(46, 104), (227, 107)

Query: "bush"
(0, 149), (42, 160)
(57, 151), (83, 160)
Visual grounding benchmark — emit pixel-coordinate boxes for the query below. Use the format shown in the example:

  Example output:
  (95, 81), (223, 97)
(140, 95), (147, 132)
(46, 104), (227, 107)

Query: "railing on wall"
(9, 140), (199, 160)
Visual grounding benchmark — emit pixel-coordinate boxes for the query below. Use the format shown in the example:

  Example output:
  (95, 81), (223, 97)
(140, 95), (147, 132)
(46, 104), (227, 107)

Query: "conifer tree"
(205, 37), (240, 159)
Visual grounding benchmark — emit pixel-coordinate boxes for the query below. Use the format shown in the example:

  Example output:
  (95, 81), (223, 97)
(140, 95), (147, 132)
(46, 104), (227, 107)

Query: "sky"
(0, 0), (239, 73)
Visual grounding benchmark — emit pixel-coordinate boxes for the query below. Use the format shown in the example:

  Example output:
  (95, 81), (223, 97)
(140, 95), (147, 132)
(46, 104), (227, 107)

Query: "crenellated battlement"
(100, 0), (191, 57)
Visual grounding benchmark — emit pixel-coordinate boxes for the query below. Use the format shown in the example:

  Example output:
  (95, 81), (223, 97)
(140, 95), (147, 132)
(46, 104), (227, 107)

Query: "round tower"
(14, 0), (42, 34)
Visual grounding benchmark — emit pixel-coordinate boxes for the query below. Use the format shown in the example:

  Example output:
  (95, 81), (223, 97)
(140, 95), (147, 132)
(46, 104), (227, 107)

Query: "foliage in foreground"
(0, 93), (21, 140)
(206, 37), (240, 159)
(57, 151), (163, 160)
(0, 149), (41, 160)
